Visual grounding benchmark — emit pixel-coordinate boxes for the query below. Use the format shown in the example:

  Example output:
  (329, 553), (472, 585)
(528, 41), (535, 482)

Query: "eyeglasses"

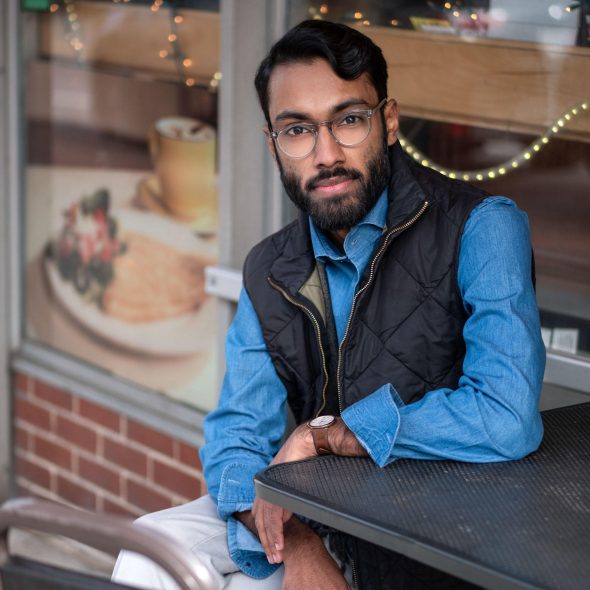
(270, 98), (387, 159)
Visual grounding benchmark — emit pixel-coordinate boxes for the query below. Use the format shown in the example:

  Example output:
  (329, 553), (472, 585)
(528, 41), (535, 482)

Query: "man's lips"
(311, 176), (355, 195)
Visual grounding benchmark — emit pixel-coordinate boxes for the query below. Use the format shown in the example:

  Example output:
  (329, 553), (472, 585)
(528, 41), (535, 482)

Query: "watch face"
(310, 415), (335, 428)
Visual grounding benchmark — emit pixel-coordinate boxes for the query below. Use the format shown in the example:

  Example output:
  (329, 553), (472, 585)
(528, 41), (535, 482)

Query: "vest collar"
(386, 141), (429, 230)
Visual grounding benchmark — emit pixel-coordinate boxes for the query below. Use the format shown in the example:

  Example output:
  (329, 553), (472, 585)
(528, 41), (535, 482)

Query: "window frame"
(1, 0), (289, 458)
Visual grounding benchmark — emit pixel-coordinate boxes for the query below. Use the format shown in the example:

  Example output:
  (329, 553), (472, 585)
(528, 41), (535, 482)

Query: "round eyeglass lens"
(332, 112), (371, 146)
(277, 126), (315, 158)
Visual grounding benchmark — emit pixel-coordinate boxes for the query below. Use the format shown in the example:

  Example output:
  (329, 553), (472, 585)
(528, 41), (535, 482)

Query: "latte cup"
(149, 117), (217, 225)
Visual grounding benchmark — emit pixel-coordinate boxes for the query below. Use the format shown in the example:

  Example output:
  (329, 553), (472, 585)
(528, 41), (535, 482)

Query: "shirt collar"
(309, 189), (389, 260)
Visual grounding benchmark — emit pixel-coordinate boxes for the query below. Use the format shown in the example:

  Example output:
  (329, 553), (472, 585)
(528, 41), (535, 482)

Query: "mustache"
(304, 167), (363, 192)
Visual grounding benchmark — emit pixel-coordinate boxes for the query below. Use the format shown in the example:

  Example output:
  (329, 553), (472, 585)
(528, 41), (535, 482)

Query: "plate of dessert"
(44, 189), (218, 356)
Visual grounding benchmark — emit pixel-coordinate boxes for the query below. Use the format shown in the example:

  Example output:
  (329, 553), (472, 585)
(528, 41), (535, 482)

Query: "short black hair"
(254, 19), (388, 127)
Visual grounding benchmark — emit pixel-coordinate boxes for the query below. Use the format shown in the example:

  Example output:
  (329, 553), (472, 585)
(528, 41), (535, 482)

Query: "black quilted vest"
(243, 143), (488, 589)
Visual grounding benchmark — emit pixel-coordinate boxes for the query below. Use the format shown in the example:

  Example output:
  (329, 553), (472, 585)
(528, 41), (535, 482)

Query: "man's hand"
(251, 497), (292, 564)
(251, 424), (316, 562)
(253, 419), (367, 562)
(282, 518), (349, 590)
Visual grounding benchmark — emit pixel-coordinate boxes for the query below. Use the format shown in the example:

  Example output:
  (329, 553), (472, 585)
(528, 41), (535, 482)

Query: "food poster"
(25, 118), (221, 413)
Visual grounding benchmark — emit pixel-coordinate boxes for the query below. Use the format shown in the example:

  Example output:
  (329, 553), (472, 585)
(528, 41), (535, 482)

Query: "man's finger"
(255, 508), (274, 563)
(263, 502), (285, 562)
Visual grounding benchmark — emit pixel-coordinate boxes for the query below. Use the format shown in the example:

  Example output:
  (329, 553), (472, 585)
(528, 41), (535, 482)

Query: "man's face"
(266, 59), (399, 232)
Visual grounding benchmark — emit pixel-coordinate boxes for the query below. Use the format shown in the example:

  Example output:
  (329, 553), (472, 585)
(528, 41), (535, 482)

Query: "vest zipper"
(351, 556), (360, 589)
(336, 200), (430, 413)
(268, 277), (330, 417)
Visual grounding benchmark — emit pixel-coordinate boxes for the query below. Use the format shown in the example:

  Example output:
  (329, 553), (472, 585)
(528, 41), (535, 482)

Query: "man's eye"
(338, 114), (364, 126)
(284, 125), (312, 137)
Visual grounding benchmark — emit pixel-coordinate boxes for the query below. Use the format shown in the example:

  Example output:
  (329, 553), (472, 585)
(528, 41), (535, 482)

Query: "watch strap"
(310, 423), (332, 455)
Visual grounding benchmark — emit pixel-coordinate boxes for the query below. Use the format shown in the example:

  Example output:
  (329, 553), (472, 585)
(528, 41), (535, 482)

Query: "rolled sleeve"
(217, 463), (258, 520)
(218, 463), (279, 578)
(341, 384), (403, 467)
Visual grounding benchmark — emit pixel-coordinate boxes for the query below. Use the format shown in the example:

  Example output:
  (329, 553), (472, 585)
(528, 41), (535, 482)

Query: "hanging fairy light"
(399, 99), (589, 182)
(151, 1), (201, 88)
(63, 0), (85, 63)
(209, 71), (222, 92)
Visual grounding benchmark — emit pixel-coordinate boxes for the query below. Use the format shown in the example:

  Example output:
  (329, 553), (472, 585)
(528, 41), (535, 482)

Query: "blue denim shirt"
(200, 192), (546, 579)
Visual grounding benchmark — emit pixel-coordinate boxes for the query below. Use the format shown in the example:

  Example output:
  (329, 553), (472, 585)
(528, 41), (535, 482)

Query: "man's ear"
(384, 99), (400, 146)
(264, 126), (278, 162)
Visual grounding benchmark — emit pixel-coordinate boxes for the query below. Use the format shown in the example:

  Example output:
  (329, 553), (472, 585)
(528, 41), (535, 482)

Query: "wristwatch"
(307, 415), (337, 455)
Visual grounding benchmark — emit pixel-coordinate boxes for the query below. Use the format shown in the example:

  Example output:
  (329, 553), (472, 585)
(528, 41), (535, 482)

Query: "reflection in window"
(23, 0), (222, 412)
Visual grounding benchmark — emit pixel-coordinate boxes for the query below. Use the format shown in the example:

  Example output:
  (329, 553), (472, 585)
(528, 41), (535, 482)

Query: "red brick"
(153, 460), (200, 500)
(14, 373), (30, 394)
(14, 397), (51, 430)
(103, 438), (147, 476)
(78, 457), (120, 495)
(127, 420), (174, 457)
(33, 435), (72, 470)
(35, 382), (72, 410)
(79, 399), (120, 432)
(178, 441), (202, 471)
(15, 425), (31, 451)
(15, 482), (53, 501)
(57, 475), (96, 510)
(102, 499), (142, 519)
(126, 479), (172, 513)
(16, 455), (51, 489)
(56, 415), (97, 452)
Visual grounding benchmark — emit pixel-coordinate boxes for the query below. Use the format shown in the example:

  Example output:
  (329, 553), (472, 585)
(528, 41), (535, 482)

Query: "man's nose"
(312, 125), (345, 168)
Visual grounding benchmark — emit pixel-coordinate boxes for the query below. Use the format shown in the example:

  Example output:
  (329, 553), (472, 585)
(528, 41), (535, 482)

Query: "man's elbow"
(490, 409), (544, 461)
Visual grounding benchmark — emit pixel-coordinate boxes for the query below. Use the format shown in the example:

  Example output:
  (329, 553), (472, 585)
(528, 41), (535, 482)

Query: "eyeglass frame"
(268, 98), (388, 159)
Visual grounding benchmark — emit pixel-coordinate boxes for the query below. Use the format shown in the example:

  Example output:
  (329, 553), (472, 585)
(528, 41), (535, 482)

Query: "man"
(113, 19), (545, 590)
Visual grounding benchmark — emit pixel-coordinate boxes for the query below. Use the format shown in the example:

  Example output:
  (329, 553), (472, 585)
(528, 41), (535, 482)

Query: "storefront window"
(288, 1), (590, 359)
(22, 0), (221, 412)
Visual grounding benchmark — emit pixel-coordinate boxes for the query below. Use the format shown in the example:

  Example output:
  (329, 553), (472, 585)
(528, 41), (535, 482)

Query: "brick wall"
(13, 371), (205, 518)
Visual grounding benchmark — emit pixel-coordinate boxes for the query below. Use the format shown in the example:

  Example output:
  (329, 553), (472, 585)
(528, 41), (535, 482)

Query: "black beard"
(278, 144), (391, 232)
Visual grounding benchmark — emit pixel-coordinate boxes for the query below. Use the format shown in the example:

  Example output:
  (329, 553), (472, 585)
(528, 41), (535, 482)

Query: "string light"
(150, 2), (204, 90)
(63, 0), (85, 63)
(209, 71), (222, 91)
(398, 99), (589, 182)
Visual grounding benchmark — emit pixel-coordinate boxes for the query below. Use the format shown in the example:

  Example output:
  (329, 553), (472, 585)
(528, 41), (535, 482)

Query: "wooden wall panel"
(39, 4), (220, 84)
(363, 27), (590, 140)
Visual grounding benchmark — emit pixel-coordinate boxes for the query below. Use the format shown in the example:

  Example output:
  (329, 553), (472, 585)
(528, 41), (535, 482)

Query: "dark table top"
(255, 402), (590, 590)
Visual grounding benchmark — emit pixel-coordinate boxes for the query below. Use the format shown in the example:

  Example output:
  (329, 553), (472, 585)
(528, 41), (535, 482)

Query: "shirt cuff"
(218, 463), (279, 579)
(227, 516), (279, 579)
(341, 384), (403, 467)
(217, 462), (258, 520)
